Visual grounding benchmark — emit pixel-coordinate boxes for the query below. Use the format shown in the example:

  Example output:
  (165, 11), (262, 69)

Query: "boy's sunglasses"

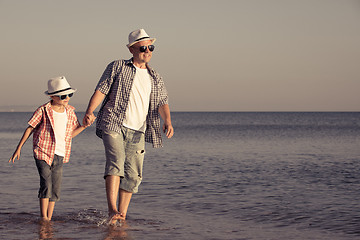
(56, 93), (73, 100)
(138, 45), (155, 52)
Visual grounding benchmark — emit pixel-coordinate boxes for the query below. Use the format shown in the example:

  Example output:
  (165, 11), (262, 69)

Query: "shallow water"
(1, 112), (360, 239)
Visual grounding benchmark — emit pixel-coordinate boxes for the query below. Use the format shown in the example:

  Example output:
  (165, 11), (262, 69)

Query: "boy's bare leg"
(118, 189), (132, 220)
(105, 175), (123, 220)
(39, 198), (50, 220)
(47, 201), (56, 220)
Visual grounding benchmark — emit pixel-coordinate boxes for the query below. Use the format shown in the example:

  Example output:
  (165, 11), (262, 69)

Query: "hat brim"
(45, 88), (77, 96)
(127, 38), (156, 48)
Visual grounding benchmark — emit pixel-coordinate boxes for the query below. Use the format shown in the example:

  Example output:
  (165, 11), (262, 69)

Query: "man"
(83, 29), (174, 222)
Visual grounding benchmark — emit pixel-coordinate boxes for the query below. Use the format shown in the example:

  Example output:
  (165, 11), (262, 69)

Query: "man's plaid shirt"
(28, 102), (81, 165)
(95, 59), (169, 148)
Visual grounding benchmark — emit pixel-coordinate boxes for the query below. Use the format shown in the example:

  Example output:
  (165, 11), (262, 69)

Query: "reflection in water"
(104, 220), (133, 240)
(38, 220), (54, 240)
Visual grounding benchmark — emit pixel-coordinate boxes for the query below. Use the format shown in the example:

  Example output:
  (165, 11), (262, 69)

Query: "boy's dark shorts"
(35, 155), (64, 202)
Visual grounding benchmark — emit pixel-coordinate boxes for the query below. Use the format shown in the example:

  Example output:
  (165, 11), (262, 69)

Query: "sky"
(0, 0), (359, 112)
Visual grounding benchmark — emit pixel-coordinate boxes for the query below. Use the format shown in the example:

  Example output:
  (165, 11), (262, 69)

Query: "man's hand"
(83, 113), (96, 127)
(163, 122), (174, 139)
(158, 104), (174, 139)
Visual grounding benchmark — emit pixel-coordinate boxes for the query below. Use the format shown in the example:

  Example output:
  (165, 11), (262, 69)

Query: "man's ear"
(129, 47), (134, 54)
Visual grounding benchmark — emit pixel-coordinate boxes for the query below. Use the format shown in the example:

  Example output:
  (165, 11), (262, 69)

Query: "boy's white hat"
(45, 76), (77, 96)
(127, 29), (156, 48)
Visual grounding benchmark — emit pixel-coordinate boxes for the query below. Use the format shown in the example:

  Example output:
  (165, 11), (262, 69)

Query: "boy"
(9, 76), (92, 221)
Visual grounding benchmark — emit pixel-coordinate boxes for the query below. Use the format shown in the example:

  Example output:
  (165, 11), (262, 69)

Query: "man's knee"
(120, 174), (142, 193)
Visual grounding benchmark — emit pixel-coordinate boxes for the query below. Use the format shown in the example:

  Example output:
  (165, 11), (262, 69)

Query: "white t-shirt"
(53, 109), (67, 157)
(123, 66), (151, 132)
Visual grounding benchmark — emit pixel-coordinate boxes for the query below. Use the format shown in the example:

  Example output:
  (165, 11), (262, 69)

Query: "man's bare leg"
(118, 189), (132, 220)
(105, 175), (123, 221)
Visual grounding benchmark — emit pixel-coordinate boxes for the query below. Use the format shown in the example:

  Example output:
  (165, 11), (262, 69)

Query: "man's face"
(130, 40), (154, 65)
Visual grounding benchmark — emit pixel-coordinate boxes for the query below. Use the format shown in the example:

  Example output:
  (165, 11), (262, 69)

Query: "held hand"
(83, 113), (96, 127)
(82, 114), (90, 126)
(163, 123), (174, 139)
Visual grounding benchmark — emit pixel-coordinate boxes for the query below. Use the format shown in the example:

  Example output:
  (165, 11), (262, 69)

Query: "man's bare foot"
(108, 212), (125, 225)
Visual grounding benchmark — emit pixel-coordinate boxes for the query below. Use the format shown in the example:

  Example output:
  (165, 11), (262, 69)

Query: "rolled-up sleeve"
(96, 61), (115, 95)
(28, 107), (43, 128)
(71, 113), (81, 131)
(156, 76), (169, 107)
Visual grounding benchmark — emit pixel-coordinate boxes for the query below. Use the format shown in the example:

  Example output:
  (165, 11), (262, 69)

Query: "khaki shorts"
(102, 127), (145, 193)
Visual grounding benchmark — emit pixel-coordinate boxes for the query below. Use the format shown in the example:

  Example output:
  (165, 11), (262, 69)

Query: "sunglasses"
(138, 45), (155, 52)
(56, 93), (73, 100)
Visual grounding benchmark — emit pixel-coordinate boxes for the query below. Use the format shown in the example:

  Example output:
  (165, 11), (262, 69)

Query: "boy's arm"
(9, 126), (34, 163)
(72, 125), (87, 138)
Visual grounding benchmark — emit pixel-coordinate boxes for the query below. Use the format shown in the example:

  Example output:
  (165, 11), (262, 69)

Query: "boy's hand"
(9, 150), (21, 163)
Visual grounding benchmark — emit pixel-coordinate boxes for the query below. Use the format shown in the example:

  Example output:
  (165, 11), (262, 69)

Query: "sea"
(1, 112), (359, 240)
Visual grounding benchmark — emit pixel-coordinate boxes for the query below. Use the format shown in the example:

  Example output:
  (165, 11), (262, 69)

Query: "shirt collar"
(125, 58), (134, 66)
(126, 58), (155, 75)
(44, 101), (75, 111)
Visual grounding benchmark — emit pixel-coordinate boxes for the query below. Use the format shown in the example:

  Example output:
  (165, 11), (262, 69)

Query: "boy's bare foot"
(40, 217), (50, 222)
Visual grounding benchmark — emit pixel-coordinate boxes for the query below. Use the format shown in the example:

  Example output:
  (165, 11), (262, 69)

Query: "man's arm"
(158, 104), (174, 138)
(83, 90), (106, 126)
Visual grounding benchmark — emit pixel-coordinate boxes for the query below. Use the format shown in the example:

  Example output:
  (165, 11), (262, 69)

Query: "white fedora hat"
(127, 29), (156, 48)
(45, 76), (77, 96)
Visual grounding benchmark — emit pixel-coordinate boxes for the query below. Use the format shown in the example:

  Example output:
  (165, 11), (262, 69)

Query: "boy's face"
(50, 94), (71, 107)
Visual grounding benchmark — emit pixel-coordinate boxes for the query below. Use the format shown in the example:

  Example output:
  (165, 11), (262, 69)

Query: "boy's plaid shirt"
(95, 59), (169, 148)
(28, 102), (80, 166)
